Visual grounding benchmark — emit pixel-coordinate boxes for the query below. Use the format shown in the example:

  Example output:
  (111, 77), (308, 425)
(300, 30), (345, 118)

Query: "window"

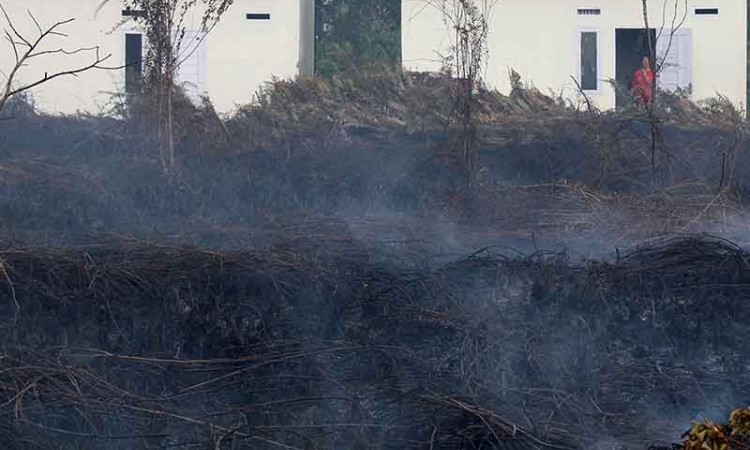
(577, 8), (601, 15)
(246, 13), (271, 20)
(124, 33), (143, 94)
(122, 7), (146, 19)
(694, 8), (719, 15)
(580, 31), (598, 90)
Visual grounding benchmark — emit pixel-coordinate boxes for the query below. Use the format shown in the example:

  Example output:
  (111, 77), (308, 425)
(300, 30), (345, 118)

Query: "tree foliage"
(314, 0), (401, 78)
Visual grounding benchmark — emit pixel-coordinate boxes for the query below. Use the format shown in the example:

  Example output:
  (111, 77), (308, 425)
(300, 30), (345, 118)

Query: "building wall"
(402, 1), (453, 74)
(202, 0), (303, 112)
(402, 0), (747, 109)
(0, 0), (309, 115)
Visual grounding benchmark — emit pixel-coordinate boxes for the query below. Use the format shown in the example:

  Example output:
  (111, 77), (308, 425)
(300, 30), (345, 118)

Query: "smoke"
(0, 89), (749, 448)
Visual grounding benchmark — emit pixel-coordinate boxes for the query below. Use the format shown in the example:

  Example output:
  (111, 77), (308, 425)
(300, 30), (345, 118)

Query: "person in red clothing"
(631, 56), (655, 106)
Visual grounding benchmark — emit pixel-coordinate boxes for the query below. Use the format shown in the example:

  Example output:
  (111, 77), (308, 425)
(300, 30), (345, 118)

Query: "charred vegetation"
(0, 68), (748, 449)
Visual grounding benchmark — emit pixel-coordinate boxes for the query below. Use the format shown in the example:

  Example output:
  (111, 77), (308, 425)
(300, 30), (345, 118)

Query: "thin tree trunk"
(166, 68), (174, 171)
(157, 77), (168, 173)
(642, 0), (662, 190)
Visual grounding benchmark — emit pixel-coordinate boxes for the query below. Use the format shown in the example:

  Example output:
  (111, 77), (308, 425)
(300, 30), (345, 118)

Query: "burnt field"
(0, 235), (748, 450)
(0, 74), (748, 449)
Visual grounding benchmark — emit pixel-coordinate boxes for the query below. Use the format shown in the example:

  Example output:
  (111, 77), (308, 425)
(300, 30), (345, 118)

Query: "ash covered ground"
(0, 74), (748, 449)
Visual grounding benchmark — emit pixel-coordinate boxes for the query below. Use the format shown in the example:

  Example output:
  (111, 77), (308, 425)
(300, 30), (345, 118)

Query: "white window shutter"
(676, 28), (693, 91)
(176, 30), (207, 102)
(656, 31), (679, 91)
(657, 28), (692, 93)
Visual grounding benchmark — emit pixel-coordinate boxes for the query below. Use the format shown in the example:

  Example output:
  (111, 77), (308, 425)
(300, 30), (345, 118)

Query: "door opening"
(615, 28), (656, 108)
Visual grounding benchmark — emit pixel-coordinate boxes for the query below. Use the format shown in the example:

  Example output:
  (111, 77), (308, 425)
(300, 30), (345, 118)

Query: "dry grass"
(0, 235), (746, 448)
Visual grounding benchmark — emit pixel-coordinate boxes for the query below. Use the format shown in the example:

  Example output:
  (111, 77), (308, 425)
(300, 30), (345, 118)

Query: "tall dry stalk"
(430, 0), (494, 185)
(640, 0), (688, 190)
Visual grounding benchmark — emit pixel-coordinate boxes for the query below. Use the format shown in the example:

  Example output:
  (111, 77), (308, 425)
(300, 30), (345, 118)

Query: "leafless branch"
(28, 45), (100, 59)
(570, 75), (598, 114)
(26, 9), (42, 36)
(0, 4), (30, 47)
(4, 29), (19, 64)
(655, 0), (688, 74)
(0, 3), (113, 113)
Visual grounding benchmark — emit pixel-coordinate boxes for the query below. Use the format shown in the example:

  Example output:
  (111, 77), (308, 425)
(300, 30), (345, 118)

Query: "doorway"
(615, 28), (656, 108)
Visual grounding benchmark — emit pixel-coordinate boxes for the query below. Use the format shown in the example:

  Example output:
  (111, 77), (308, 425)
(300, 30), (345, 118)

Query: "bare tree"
(99, 0), (234, 173)
(0, 4), (111, 114)
(428, 0), (495, 185)
(641, 0), (688, 97)
(653, 0), (688, 75)
(639, 0), (688, 190)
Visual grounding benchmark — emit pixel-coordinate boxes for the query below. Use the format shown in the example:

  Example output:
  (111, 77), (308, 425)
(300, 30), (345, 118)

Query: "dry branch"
(0, 4), (112, 114)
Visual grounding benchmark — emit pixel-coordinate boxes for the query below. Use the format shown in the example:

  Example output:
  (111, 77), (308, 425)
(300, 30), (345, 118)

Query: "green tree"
(314, 0), (401, 78)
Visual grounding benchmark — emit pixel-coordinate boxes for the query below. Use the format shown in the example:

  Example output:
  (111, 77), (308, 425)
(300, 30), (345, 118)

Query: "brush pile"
(225, 69), (572, 144)
(0, 235), (746, 449)
(0, 68), (747, 252)
(0, 69), (749, 449)
(0, 90), (747, 248)
(224, 68), (745, 148)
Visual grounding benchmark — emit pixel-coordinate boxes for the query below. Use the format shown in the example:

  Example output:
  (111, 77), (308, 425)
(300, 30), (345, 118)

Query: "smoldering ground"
(0, 78), (748, 449)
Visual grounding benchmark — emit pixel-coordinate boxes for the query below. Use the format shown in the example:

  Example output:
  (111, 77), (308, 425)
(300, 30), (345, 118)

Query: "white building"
(5, 1), (745, 115)
(0, 0), (315, 114)
(402, 0), (748, 109)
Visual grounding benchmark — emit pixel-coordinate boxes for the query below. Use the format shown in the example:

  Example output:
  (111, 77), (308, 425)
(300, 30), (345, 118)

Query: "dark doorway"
(615, 28), (656, 108)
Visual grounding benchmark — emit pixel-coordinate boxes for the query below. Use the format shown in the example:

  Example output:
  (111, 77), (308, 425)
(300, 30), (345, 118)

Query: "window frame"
(576, 28), (602, 94)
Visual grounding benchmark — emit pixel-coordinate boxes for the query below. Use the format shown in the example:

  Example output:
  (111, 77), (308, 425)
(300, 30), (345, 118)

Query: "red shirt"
(632, 68), (654, 105)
